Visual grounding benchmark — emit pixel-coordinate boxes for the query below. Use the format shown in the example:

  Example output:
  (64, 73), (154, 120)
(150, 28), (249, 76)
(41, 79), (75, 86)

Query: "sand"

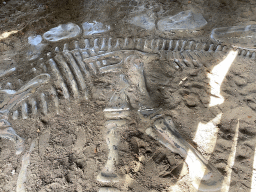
(0, 0), (256, 191)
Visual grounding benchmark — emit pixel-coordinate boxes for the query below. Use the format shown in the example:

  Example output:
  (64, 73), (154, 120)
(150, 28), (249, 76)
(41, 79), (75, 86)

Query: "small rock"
(183, 93), (199, 107)
(233, 75), (247, 86)
(138, 155), (146, 163)
(129, 161), (142, 172)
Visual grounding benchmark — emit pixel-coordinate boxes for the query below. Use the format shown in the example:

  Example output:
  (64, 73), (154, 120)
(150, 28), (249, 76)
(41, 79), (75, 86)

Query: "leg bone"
(146, 116), (223, 191)
(98, 88), (130, 184)
(97, 119), (127, 183)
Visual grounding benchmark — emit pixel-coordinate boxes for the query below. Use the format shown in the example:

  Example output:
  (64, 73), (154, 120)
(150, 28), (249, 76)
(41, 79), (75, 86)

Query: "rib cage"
(9, 37), (254, 120)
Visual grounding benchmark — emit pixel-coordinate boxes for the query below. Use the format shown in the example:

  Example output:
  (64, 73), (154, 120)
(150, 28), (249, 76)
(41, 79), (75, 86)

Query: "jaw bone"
(146, 116), (223, 191)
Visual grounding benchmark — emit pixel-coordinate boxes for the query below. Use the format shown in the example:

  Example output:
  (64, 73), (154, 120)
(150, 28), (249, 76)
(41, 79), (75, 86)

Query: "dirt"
(1, 0), (256, 192)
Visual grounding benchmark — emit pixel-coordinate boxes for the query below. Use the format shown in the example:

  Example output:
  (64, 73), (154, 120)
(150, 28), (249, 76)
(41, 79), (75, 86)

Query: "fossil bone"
(1, 35), (243, 191)
(0, 119), (25, 155)
(99, 187), (121, 192)
(82, 21), (110, 36)
(98, 51), (158, 184)
(27, 35), (47, 61)
(128, 13), (156, 30)
(0, 74), (50, 154)
(0, 73), (50, 115)
(97, 85), (130, 183)
(146, 116), (223, 191)
(16, 140), (36, 192)
(43, 23), (81, 42)
(0, 67), (16, 78)
(157, 10), (207, 32)
(211, 24), (256, 50)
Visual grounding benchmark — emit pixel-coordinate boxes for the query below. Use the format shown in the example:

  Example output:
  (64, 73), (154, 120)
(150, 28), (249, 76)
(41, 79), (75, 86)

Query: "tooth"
(188, 41), (195, 51)
(215, 45), (222, 51)
(252, 52), (256, 59)
(208, 44), (214, 52)
(108, 38), (113, 52)
(12, 110), (18, 120)
(84, 39), (90, 48)
(174, 40), (180, 51)
(241, 49), (246, 56)
(63, 43), (69, 52)
(135, 38), (142, 50)
(161, 39), (167, 50)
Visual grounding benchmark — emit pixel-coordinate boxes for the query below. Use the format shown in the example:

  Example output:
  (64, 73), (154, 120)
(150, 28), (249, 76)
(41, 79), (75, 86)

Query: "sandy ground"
(1, 0), (256, 191)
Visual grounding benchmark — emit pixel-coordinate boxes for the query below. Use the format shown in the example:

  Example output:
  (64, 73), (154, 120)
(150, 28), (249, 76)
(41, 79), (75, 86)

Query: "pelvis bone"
(97, 52), (223, 191)
(98, 53), (155, 186)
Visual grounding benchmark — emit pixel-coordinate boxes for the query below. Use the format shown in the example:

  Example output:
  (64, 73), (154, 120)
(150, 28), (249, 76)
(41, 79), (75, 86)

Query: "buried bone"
(211, 24), (256, 50)
(97, 90), (130, 183)
(98, 75), (130, 183)
(98, 54), (158, 185)
(157, 10), (207, 33)
(0, 74), (50, 154)
(0, 119), (25, 155)
(0, 73), (50, 115)
(43, 23), (81, 42)
(146, 116), (223, 191)
(0, 35), (232, 190)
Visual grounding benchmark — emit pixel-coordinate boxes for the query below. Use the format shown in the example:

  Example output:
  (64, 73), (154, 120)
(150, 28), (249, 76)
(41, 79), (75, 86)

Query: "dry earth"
(0, 0), (256, 192)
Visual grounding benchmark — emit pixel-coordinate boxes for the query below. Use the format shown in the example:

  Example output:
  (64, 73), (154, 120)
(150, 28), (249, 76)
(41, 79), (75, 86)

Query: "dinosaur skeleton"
(0, 37), (254, 191)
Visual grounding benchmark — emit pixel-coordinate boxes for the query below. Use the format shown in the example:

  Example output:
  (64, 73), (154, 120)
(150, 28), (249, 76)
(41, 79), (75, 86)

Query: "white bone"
(146, 116), (224, 191)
